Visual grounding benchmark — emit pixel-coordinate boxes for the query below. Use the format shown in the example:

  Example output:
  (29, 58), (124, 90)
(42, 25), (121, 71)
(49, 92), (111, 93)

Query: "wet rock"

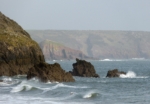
(106, 69), (126, 78)
(27, 62), (75, 82)
(69, 58), (99, 78)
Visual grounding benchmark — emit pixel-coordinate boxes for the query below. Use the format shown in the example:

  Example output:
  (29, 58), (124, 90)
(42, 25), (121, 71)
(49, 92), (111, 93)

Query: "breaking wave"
(0, 77), (20, 86)
(10, 80), (88, 93)
(83, 90), (99, 99)
(119, 71), (149, 78)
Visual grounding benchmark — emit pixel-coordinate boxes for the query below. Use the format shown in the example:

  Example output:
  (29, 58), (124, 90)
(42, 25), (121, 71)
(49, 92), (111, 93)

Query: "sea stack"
(0, 12), (74, 82)
(69, 58), (99, 77)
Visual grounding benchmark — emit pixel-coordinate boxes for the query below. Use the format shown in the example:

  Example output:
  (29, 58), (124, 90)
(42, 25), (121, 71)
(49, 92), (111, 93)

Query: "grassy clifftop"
(0, 34), (38, 48)
(0, 12), (38, 48)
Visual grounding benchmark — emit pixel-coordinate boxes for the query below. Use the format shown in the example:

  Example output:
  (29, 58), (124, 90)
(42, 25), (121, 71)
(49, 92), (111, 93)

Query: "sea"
(0, 59), (150, 104)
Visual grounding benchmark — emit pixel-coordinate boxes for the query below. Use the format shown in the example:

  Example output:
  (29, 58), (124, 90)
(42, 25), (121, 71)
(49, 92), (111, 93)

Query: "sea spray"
(10, 81), (33, 93)
(120, 71), (136, 78)
(0, 77), (20, 86)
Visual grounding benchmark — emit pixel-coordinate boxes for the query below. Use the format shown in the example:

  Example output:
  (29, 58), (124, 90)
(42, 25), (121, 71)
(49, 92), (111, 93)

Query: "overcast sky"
(0, 0), (150, 31)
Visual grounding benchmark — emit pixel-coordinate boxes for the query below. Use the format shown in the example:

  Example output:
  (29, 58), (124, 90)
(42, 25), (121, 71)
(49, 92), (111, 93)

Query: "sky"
(0, 0), (150, 31)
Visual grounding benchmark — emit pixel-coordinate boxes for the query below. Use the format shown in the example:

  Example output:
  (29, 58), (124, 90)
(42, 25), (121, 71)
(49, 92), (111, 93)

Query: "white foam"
(58, 83), (86, 89)
(83, 90), (99, 99)
(0, 77), (20, 86)
(10, 81), (33, 93)
(120, 71), (136, 78)
(120, 71), (149, 78)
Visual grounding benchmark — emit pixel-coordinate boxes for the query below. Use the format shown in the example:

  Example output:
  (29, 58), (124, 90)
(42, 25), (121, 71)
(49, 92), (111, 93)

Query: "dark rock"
(0, 12), (75, 82)
(69, 58), (99, 78)
(27, 62), (75, 82)
(106, 69), (126, 78)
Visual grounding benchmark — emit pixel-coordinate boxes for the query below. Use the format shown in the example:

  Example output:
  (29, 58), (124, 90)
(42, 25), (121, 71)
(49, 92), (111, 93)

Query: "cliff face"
(28, 30), (150, 59)
(39, 40), (89, 60)
(0, 12), (45, 76)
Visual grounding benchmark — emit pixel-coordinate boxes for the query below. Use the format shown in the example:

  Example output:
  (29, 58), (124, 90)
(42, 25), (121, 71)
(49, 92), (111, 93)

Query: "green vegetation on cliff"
(0, 34), (38, 48)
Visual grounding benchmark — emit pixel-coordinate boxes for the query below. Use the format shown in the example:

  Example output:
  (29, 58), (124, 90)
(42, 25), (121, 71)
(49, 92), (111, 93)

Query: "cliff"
(28, 30), (150, 59)
(39, 39), (89, 60)
(0, 12), (74, 82)
(0, 12), (45, 76)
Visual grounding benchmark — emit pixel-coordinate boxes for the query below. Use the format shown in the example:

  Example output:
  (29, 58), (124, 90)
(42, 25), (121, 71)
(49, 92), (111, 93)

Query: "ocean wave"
(83, 90), (99, 99)
(10, 80), (88, 93)
(56, 83), (88, 89)
(119, 71), (149, 78)
(42, 83), (88, 94)
(0, 77), (20, 86)
(10, 81), (33, 93)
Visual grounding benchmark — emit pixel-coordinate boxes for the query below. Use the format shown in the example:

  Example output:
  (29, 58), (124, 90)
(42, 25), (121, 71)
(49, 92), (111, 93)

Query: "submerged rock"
(106, 69), (126, 78)
(27, 62), (75, 82)
(69, 58), (99, 78)
(0, 12), (75, 82)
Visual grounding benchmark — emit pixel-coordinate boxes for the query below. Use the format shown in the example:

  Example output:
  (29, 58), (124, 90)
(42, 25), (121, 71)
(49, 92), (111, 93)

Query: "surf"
(119, 71), (149, 78)
(83, 90), (99, 99)
(0, 76), (20, 86)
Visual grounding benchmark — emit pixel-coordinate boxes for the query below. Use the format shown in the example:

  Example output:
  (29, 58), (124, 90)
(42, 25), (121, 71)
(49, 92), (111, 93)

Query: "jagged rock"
(69, 58), (99, 77)
(27, 62), (75, 82)
(106, 69), (126, 78)
(0, 12), (75, 82)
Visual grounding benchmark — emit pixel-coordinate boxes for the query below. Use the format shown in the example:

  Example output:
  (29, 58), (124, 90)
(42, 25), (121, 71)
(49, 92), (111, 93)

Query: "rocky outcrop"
(69, 58), (99, 77)
(39, 39), (90, 60)
(27, 62), (75, 82)
(0, 12), (45, 76)
(0, 12), (75, 82)
(106, 69), (126, 78)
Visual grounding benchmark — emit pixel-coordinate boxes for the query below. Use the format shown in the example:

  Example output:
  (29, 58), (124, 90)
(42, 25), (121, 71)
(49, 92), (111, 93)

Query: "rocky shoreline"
(0, 12), (127, 83)
(0, 12), (74, 82)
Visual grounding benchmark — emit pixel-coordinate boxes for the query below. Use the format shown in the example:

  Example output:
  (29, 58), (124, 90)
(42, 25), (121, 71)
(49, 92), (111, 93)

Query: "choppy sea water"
(0, 60), (150, 104)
